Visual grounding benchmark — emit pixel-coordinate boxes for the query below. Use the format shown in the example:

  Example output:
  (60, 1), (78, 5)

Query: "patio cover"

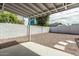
(0, 3), (79, 18)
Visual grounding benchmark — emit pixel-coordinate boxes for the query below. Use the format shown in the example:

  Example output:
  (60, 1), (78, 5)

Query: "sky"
(49, 7), (79, 25)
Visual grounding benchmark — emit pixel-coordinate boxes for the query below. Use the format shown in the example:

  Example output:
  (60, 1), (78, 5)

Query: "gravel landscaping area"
(31, 33), (79, 56)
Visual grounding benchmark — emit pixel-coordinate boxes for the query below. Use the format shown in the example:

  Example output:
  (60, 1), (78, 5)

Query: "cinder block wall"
(49, 24), (79, 35)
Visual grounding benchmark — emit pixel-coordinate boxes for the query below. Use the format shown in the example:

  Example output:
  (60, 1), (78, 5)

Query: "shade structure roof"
(0, 3), (79, 18)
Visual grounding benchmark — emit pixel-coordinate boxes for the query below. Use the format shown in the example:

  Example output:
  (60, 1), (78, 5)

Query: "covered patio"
(0, 3), (79, 56)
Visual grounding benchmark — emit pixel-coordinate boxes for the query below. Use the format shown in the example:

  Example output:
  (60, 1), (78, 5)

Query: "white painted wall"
(0, 23), (49, 39)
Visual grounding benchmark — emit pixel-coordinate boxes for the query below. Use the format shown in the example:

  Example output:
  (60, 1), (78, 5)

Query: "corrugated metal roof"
(1, 3), (79, 18)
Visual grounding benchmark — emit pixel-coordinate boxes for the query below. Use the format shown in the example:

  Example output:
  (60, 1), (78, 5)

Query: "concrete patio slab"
(66, 40), (76, 44)
(0, 42), (39, 56)
(20, 42), (74, 56)
(54, 44), (65, 50)
(0, 42), (74, 56)
(58, 41), (68, 45)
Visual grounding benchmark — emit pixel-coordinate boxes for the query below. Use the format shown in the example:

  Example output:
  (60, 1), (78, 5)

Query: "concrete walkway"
(0, 42), (74, 56)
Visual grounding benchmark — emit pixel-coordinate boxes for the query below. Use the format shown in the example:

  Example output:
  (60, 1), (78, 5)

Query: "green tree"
(36, 15), (49, 26)
(0, 11), (23, 24)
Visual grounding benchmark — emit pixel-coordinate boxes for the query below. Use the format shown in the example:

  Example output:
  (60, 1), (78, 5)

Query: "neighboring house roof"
(50, 22), (63, 27)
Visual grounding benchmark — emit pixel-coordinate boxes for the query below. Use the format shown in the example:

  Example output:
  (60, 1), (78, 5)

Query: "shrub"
(0, 11), (23, 24)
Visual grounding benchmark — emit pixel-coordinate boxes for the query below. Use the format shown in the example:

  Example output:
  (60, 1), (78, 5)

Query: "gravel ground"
(31, 33), (79, 56)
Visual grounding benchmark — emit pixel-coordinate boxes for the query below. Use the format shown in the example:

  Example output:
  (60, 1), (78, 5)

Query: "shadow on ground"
(0, 41), (39, 56)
